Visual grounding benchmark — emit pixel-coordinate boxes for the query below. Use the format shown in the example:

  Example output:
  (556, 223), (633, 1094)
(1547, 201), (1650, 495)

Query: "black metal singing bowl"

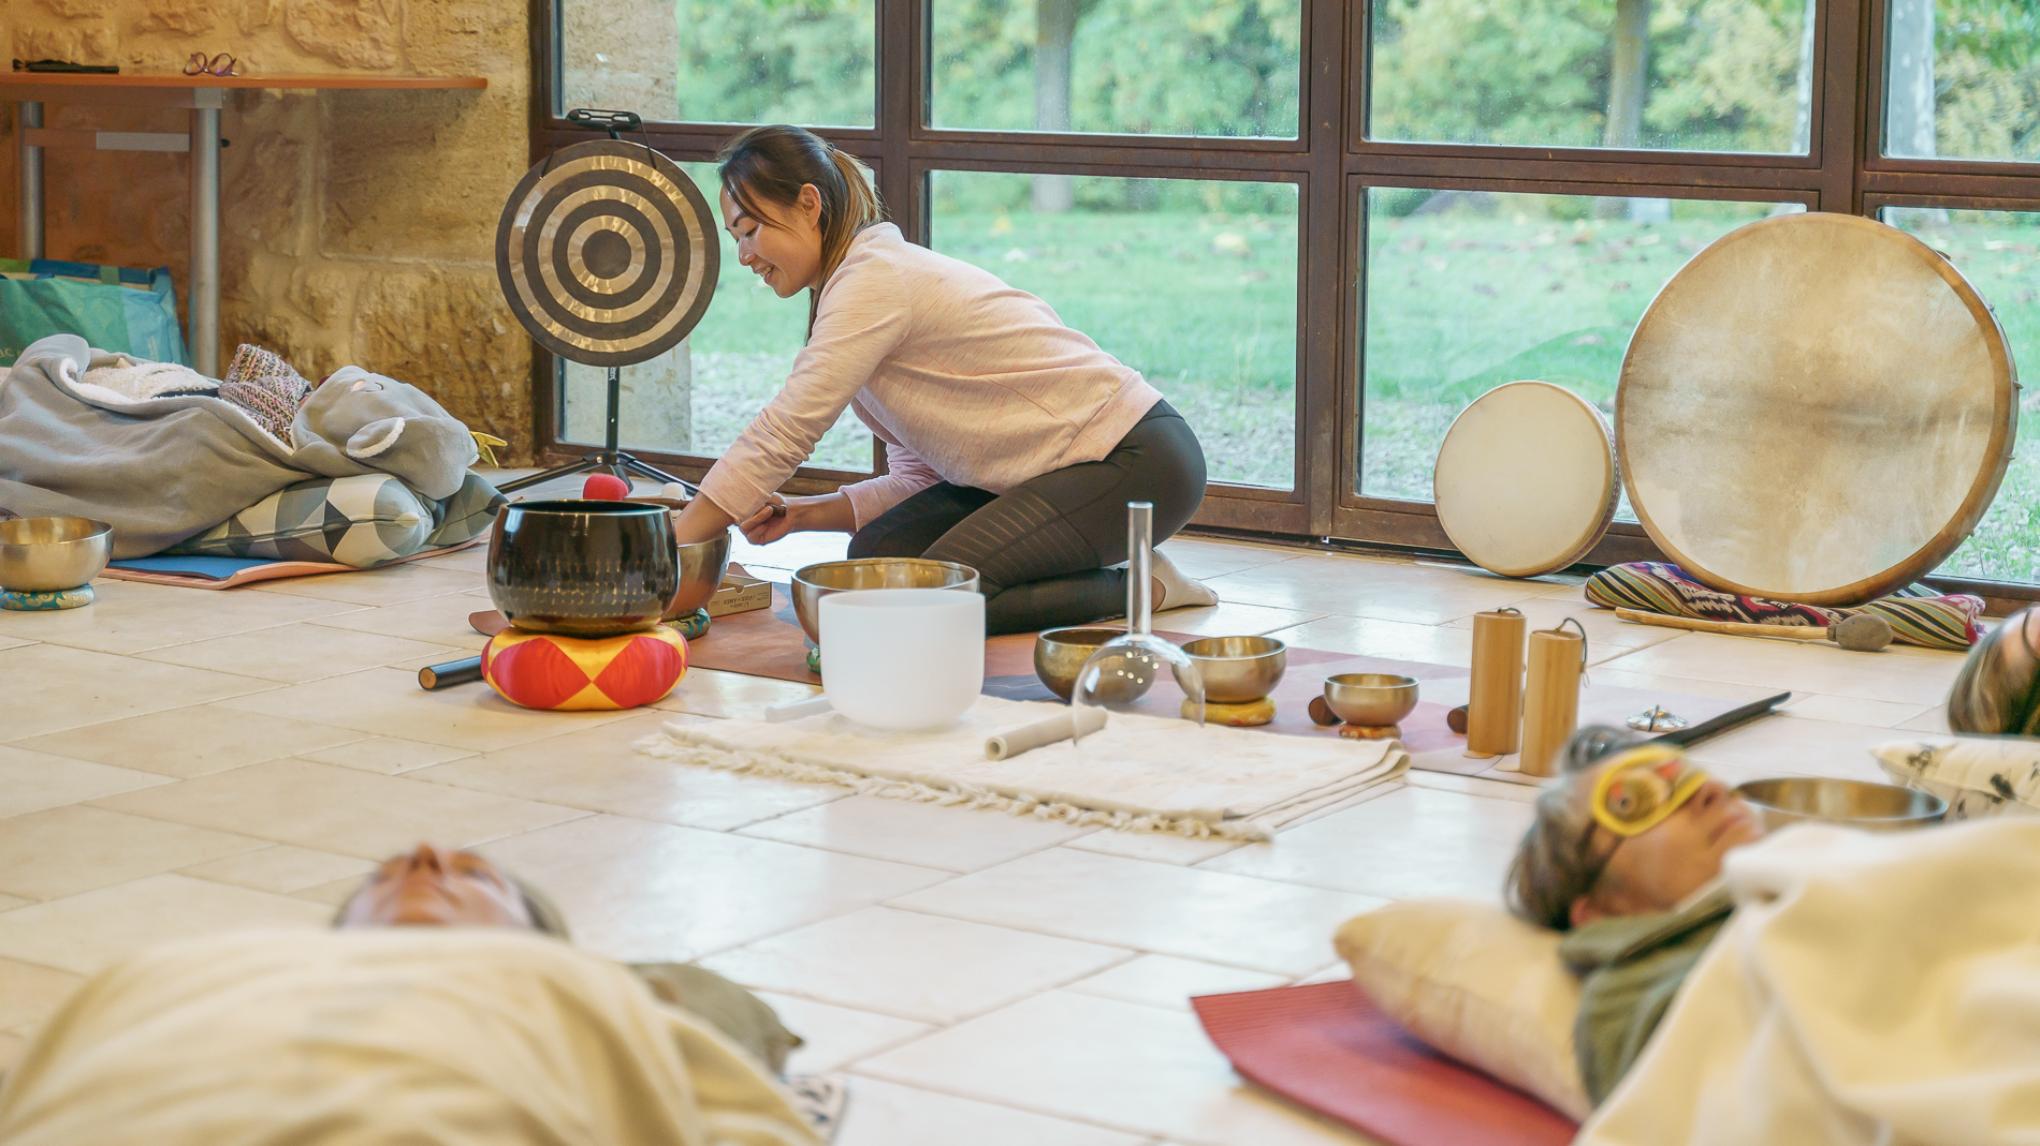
(486, 500), (679, 637)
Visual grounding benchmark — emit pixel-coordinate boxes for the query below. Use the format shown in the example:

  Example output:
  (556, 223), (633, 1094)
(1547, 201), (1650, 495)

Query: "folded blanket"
(640, 697), (1409, 840)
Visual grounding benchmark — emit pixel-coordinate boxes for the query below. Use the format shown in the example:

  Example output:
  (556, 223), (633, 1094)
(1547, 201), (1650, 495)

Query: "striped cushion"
(1585, 561), (1983, 650)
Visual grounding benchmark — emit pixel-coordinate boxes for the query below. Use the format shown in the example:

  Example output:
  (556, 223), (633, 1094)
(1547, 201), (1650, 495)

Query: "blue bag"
(0, 259), (191, 367)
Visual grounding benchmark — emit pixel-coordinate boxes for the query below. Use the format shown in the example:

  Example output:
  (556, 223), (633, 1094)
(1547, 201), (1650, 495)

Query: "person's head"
(1947, 606), (2040, 737)
(716, 125), (885, 304)
(334, 843), (568, 936)
(1505, 726), (1765, 931)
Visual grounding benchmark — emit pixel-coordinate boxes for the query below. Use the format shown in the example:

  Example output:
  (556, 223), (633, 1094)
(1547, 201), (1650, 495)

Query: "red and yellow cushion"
(482, 627), (688, 711)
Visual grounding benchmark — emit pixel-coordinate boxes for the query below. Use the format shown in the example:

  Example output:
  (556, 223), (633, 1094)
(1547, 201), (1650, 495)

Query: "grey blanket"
(0, 335), (479, 557)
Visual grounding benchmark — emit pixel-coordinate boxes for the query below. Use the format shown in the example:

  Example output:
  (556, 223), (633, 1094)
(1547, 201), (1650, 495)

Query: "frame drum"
(1433, 381), (1618, 578)
(1619, 213), (2017, 605)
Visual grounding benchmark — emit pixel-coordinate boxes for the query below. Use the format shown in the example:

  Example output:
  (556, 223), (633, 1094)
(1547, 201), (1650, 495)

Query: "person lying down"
(0, 844), (821, 1146)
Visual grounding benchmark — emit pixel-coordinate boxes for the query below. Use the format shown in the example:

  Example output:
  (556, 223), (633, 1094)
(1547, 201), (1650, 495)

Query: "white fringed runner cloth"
(637, 697), (1409, 841)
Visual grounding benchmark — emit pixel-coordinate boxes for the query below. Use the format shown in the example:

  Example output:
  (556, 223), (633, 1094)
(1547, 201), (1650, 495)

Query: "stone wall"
(0, 0), (540, 461)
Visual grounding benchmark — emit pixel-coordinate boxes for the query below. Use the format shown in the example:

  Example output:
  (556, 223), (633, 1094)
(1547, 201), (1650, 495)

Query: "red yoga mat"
(1192, 981), (1579, 1146)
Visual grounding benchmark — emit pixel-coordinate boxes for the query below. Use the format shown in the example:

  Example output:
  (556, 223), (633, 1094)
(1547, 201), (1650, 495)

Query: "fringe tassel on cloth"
(637, 698), (1410, 842)
(1584, 561), (1984, 650)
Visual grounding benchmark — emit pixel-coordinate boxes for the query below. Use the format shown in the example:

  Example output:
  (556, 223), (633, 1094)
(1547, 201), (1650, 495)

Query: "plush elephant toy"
(288, 366), (480, 500)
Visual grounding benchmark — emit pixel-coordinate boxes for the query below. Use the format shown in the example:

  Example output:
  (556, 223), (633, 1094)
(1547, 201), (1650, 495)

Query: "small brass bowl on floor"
(1735, 777), (1946, 833)
(1322, 672), (1420, 728)
(0, 516), (113, 592)
(1034, 625), (1123, 702)
(1182, 635), (1287, 704)
(791, 558), (980, 644)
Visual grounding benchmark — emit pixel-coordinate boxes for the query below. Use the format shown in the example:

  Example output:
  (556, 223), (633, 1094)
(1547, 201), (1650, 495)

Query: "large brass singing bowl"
(791, 558), (979, 644)
(1182, 635), (1288, 704)
(1323, 672), (1420, 727)
(0, 516), (113, 591)
(1735, 777), (1946, 833)
(666, 528), (733, 618)
(1034, 626), (1123, 701)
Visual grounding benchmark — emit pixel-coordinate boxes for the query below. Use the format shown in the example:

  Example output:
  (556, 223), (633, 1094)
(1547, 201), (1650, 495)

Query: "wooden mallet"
(1613, 608), (1893, 652)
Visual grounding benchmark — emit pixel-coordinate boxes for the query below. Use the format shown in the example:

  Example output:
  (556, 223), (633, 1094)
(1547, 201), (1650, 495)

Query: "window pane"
(930, 0), (1302, 138)
(560, 0), (874, 127)
(1368, 0), (1816, 153)
(1883, 208), (2040, 583)
(561, 162), (874, 473)
(1883, 2), (2040, 162)
(1358, 190), (1800, 512)
(929, 171), (1297, 488)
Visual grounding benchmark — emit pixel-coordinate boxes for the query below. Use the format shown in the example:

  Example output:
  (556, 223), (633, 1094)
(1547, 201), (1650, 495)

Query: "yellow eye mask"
(1590, 744), (1710, 838)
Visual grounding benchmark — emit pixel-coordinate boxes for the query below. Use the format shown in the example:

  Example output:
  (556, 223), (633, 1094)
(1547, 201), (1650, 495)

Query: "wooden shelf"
(0, 73), (487, 92)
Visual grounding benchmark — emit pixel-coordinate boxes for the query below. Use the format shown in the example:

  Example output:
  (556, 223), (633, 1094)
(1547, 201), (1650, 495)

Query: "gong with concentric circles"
(495, 140), (719, 367)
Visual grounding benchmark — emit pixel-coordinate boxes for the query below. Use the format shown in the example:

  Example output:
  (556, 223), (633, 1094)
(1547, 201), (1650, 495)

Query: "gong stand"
(497, 109), (718, 496)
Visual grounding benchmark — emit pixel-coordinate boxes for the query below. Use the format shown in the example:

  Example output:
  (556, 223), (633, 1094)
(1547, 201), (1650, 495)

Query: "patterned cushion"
(482, 627), (689, 711)
(1875, 738), (2040, 821)
(168, 472), (504, 568)
(1585, 560), (1984, 650)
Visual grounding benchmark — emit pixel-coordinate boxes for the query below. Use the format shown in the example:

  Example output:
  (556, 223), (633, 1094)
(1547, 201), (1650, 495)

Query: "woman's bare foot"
(1150, 549), (1219, 611)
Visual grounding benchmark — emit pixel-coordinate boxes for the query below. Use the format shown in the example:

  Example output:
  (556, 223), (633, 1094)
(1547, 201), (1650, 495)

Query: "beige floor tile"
(0, 874), (330, 975)
(860, 991), (1359, 1145)
(0, 579), (363, 655)
(305, 597), (494, 652)
(738, 796), (1091, 873)
(1062, 830), (1246, 866)
(1205, 553), (1522, 625)
(250, 563), (482, 606)
(1405, 771), (1542, 803)
(1200, 787), (1532, 903)
(1263, 614), (1474, 665)
(92, 758), (588, 860)
(0, 635), (33, 652)
(1158, 538), (1301, 579)
(753, 991), (932, 1074)
(1063, 954), (1287, 1012)
(180, 844), (378, 895)
(703, 906), (1128, 1024)
(837, 1075), (1148, 1146)
(652, 668), (822, 721)
(1899, 706), (1953, 734)
(296, 737), (477, 775)
(414, 711), (842, 831)
(0, 644), (272, 740)
(412, 544), (488, 574)
(731, 532), (851, 574)
(0, 1029), (25, 1075)
(212, 667), (635, 752)
(1152, 600), (1327, 639)
(0, 895), (28, 912)
(138, 622), (470, 685)
(1567, 664), (1792, 705)
(0, 958), (85, 1031)
(293, 874), (369, 909)
(1782, 693), (1942, 728)
(14, 706), (362, 779)
(480, 815), (949, 963)
(0, 806), (270, 901)
(1596, 631), (1962, 706)
(1682, 714), (1908, 787)
(0, 746), (170, 820)
(892, 848), (1379, 975)
(1442, 596), (1683, 658)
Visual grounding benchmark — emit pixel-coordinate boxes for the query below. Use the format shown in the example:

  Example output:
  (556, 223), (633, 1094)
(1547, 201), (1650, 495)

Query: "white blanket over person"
(1580, 816), (2040, 1146)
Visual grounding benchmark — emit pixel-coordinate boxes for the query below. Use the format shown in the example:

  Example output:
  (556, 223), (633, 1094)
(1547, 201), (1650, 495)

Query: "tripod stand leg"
(498, 456), (602, 493)
(620, 455), (695, 493)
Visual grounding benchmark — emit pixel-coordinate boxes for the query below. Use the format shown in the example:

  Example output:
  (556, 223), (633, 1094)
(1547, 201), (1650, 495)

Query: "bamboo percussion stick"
(1612, 608), (1892, 651)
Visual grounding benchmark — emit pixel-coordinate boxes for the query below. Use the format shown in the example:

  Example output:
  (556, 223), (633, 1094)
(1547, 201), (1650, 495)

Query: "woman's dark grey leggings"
(848, 401), (1205, 635)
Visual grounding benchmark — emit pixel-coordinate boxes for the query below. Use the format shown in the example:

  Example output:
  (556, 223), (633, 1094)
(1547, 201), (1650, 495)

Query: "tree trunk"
(1600, 0), (1655, 220)
(1886, 0), (1937, 159)
(1032, 0), (1079, 213)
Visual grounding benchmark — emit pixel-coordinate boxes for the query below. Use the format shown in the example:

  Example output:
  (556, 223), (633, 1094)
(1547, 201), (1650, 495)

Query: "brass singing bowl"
(666, 527), (733, 618)
(790, 557), (979, 644)
(1735, 777), (1946, 833)
(0, 516), (113, 591)
(1034, 626), (1124, 701)
(1182, 635), (1288, 704)
(1323, 672), (1420, 727)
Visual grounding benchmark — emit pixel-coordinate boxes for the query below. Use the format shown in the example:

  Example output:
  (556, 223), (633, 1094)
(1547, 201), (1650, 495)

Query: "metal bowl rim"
(1325, 672), (1419, 689)
(792, 557), (981, 589)
(1182, 635), (1289, 661)
(1734, 777), (1948, 822)
(0, 516), (115, 544)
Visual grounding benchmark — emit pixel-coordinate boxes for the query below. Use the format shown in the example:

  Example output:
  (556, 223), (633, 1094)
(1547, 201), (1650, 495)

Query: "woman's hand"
(739, 496), (797, 545)
(737, 492), (858, 545)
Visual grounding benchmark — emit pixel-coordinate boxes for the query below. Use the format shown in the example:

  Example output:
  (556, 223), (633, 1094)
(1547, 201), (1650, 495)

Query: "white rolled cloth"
(985, 706), (1108, 760)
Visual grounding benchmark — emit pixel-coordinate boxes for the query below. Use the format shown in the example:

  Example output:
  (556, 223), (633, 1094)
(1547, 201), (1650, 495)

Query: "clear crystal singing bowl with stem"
(1071, 501), (1205, 740)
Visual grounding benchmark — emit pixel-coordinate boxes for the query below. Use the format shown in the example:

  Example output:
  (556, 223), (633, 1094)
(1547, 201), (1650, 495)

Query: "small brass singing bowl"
(1034, 626), (1123, 702)
(1734, 777), (1946, 833)
(1182, 635), (1287, 704)
(1322, 672), (1419, 727)
(0, 516), (114, 591)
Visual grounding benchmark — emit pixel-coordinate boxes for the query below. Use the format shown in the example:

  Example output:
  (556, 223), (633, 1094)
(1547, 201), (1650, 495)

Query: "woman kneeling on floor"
(665, 124), (1215, 635)
(0, 844), (821, 1145)
(1505, 727), (1767, 1104)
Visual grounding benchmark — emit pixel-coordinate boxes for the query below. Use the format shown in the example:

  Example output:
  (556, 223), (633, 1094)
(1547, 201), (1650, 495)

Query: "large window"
(540, 1), (2040, 591)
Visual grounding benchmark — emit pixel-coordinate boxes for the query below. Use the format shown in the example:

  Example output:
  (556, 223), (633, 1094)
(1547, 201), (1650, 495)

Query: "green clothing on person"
(1559, 887), (1734, 1105)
